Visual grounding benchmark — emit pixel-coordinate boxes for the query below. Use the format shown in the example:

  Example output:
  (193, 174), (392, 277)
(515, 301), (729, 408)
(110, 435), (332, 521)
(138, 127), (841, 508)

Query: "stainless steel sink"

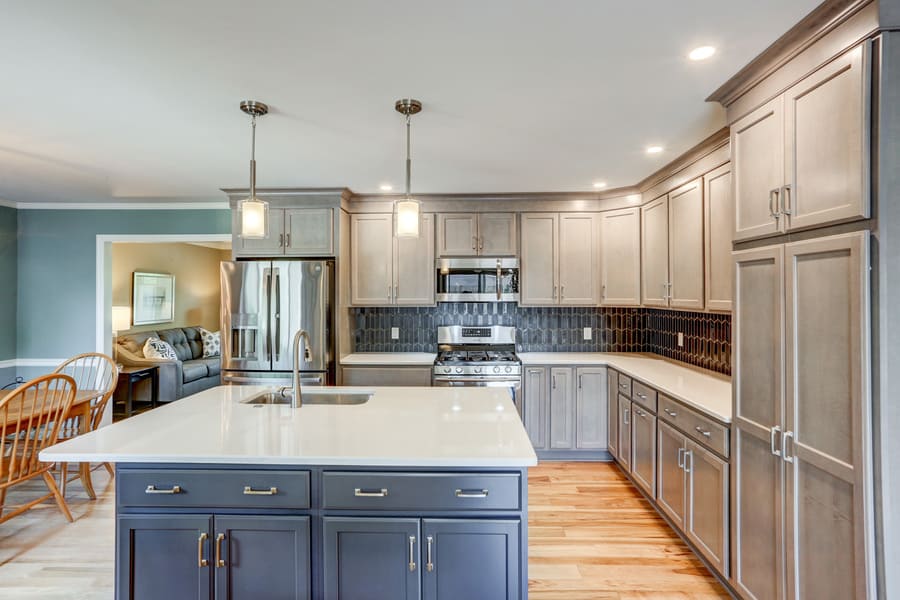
(242, 389), (372, 406)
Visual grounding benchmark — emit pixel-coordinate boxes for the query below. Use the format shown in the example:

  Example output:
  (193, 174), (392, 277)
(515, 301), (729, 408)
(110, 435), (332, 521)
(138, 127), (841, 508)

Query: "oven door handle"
(432, 376), (522, 384)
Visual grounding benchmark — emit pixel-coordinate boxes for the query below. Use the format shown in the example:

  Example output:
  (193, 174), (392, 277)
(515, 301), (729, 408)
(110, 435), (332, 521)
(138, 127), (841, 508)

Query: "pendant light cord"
(249, 114), (257, 199)
(405, 113), (412, 199)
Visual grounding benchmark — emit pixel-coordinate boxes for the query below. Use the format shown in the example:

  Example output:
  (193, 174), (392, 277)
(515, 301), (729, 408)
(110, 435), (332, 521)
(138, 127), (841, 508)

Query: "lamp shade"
(241, 198), (268, 238)
(395, 198), (420, 238)
(112, 306), (132, 332)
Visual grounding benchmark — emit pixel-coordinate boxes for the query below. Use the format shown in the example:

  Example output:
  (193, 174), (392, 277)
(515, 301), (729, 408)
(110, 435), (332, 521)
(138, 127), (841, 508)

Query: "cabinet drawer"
(658, 395), (729, 458)
(117, 469), (311, 509)
(631, 380), (658, 412)
(615, 372), (632, 397)
(322, 472), (520, 511)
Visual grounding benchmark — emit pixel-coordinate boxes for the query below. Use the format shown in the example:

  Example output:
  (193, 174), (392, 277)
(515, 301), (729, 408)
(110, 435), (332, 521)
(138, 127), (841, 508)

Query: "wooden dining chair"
(0, 373), (77, 524)
(53, 352), (118, 499)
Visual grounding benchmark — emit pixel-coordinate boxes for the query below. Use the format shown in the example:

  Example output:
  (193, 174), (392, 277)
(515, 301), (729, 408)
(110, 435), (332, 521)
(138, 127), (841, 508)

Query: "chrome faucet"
(284, 329), (312, 408)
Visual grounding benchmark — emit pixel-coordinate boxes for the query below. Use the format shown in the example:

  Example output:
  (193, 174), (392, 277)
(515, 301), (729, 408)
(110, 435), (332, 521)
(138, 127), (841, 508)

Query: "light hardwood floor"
(0, 462), (728, 598)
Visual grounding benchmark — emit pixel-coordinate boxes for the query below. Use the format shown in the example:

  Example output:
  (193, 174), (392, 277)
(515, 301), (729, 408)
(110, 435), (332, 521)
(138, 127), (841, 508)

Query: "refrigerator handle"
(263, 269), (272, 362)
(273, 269), (281, 362)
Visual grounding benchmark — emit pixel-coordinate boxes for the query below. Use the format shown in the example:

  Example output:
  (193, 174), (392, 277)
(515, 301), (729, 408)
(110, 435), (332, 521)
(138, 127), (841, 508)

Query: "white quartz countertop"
(40, 385), (537, 467)
(518, 353), (732, 423)
(341, 353), (437, 366)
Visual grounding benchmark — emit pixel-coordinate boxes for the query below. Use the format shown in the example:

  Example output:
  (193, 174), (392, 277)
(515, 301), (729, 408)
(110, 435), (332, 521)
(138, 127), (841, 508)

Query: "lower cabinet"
(617, 394), (632, 471)
(606, 370), (619, 458)
(523, 367), (548, 450)
(323, 517), (520, 600)
(548, 368), (575, 449)
(657, 421), (687, 530)
(117, 514), (311, 600)
(630, 404), (657, 497)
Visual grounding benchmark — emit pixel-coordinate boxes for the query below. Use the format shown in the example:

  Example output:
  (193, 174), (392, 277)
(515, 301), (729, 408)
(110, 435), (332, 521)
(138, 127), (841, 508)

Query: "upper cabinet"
(350, 213), (435, 306)
(520, 213), (600, 306)
(667, 179), (705, 310)
(704, 164), (733, 312)
(233, 208), (335, 257)
(599, 208), (641, 306)
(732, 44), (869, 242)
(437, 213), (517, 257)
(641, 196), (670, 307)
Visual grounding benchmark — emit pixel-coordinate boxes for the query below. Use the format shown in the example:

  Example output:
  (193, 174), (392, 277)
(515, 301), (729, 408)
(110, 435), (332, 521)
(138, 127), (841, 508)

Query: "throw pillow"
(199, 328), (221, 358)
(143, 337), (177, 360)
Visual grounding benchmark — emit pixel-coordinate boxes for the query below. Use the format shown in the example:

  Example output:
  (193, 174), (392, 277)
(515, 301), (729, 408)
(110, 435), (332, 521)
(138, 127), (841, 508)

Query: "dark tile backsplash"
(351, 303), (732, 375)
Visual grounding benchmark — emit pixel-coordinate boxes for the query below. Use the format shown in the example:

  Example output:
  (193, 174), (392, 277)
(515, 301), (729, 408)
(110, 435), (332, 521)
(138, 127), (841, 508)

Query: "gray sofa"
(116, 326), (221, 403)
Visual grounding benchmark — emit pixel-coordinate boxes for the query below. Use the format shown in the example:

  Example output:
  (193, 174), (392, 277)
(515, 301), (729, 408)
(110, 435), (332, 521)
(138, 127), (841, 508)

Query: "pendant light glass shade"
(394, 198), (420, 238)
(238, 100), (269, 239)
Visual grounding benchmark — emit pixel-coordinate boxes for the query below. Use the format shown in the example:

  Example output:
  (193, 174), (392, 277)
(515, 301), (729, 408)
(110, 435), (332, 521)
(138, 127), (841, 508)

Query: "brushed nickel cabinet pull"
(145, 485), (182, 495)
(781, 185), (792, 216)
(472, 236), (477, 250)
(426, 535), (434, 572)
(619, 382), (628, 390)
(623, 407), (630, 425)
(354, 488), (389, 497)
(284, 233), (291, 246)
(560, 285), (565, 300)
(455, 489), (489, 498)
(677, 447), (685, 469)
(782, 430), (795, 463)
(770, 425), (782, 457)
(279, 233), (284, 247)
(243, 486), (278, 496)
(769, 188), (781, 219)
(694, 426), (711, 438)
(215, 533), (225, 568)
(479, 237), (484, 250)
(636, 392), (646, 399)
(408, 536), (417, 572)
(683, 450), (693, 473)
(197, 532), (209, 567)
(663, 407), (677, 418)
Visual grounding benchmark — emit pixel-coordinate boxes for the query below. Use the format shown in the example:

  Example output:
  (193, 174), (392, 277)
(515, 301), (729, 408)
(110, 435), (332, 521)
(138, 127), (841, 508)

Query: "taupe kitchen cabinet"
(233, 208), (334, 257)
(350, 213), (434, 306)
(616, 394), (632, 472)
(436, 213), (517, 257)
(640, 196), (669, 307)
(599, 208), (641, 306)
(732, 231), (871, 599)
(606, 370), (619, 458)
(575, 367), (608, 449)
(731, 43), (869, 242)
(704, 163), (733, 312)
(548, 368), (575, 449)
(629, 382), (658, 498)
(684, 440), (729, 577)
(520, 213), (600, 306)
(523, 367), (548, 450)
(656, 421), (687, 530)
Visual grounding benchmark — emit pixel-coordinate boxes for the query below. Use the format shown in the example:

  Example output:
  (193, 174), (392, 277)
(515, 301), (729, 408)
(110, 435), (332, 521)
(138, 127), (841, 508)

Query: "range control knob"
(474, 366), (482, 374)
(493, 366), (501, 374)
(456, 367), (463, 374)
(443, 367), (451, 374)
(505, 366), (513, 373)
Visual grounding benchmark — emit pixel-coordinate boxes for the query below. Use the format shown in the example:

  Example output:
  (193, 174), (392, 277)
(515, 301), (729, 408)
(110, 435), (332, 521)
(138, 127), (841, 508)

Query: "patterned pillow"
(142, 337), (177, 360)
(199, 328), (221, 358)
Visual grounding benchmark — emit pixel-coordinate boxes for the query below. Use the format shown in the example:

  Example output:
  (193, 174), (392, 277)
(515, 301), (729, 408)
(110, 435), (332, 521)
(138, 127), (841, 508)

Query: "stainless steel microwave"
(435, 258), (519, 302)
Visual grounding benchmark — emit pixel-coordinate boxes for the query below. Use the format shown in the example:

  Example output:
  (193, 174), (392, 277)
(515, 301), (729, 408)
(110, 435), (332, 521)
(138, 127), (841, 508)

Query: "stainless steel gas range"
(431, 326), (522, 414)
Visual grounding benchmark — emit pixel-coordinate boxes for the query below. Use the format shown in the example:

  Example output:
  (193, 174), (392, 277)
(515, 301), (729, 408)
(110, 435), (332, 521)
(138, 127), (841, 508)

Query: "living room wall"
(112, 242), (230, 335)
(0, 205), (17, 385)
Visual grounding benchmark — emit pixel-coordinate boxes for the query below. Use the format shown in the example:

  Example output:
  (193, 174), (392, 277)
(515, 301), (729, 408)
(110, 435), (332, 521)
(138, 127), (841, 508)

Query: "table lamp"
(111, 306), (132, 369)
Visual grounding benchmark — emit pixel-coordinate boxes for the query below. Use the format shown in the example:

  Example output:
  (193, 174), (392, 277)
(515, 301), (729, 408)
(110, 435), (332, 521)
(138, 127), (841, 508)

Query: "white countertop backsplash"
(41, 385), (537, 467)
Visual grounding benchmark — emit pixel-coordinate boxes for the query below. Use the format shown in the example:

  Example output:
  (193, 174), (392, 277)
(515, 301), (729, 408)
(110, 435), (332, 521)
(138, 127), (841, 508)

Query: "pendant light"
(394, 98), (422, 238)
(238, 100), (269, 239)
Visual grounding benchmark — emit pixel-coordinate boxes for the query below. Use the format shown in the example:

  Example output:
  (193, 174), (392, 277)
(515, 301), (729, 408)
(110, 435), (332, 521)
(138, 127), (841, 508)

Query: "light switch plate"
(583, 327), (592, 341)
(677, 332), (684, 347)
(391, 327), (400, 340)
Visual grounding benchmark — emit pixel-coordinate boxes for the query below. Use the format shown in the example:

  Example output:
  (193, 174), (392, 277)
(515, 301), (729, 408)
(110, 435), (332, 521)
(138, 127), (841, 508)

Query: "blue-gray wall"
(15, 209), (230, 377)
(0, 205), (16, 385)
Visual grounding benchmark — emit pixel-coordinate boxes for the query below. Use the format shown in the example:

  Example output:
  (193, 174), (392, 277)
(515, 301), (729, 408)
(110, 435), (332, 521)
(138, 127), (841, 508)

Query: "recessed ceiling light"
(689, 46), (716, 61)
(646, 145), (664, 154)
(379, 184), (393, 192)
(592, 181), (607, 189)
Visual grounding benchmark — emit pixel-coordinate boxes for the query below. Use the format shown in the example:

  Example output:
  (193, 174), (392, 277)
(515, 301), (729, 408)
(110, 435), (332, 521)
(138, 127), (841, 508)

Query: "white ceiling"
(0, 0), (820, 204)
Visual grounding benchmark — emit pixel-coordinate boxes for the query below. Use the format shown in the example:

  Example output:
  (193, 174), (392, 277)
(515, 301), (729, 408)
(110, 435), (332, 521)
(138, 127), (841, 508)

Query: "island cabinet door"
(213, 516), (310, 600)
(323, 517), (421, 600)
(422, 519), (521, 600)
(117, 514), (213, 600)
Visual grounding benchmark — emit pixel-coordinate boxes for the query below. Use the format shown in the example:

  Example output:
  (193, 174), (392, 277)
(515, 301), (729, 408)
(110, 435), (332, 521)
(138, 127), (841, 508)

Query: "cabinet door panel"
(617, 395), (632, 471)
(668, 179), (705, 309)
(607, 370), (619, 457)
(437, 214), (478, 256)
(784, 232), (870, 600)
(285, 208), (333, 255)
(549, 367), (575, 449)
(395, 213), (435, 305)
(575, 367), (607, 449)
(322, 517), (420, 600)
(523, 367), (548, 450)
(630, 406), (656, 497)
(478, 213), (517, 256)
(520, 213), (558, 305)
(785, 44), (869, 231)
(350, 214), (394, 305)
(732, 96), (784, 241)
(641, 196), (669, 307)
(215, 516), (310, 600)
(685, 442), (729, 577)
(600, 208), (641, 306)
(422, 519), (520, 600)
(233, 208), (285, 256)
(657, 421), (686, 529)
(558, 213), (599, 305)
(117, 514), (213, 600)
(705, 164), (734, 312)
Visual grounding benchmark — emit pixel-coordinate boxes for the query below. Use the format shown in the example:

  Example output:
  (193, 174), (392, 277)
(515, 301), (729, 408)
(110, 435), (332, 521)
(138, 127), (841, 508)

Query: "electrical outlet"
(677, 332), (684, 347)
(583, 327), (592, 341)
(391, 327), (399, 340)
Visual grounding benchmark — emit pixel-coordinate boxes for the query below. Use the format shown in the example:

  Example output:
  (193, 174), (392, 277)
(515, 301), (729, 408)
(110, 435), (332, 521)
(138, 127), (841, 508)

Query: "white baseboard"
(0, 358), (67, 369)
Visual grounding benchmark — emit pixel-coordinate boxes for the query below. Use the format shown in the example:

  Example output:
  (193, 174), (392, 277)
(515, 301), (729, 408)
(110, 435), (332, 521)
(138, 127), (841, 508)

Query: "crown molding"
(635, 127), (730, 194)
(0, 198), (17, 209)
(13, 201), (229, 210)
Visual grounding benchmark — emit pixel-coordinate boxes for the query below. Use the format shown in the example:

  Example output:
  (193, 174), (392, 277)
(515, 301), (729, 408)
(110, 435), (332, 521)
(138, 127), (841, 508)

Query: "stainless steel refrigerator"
(221, 260), (334, 386)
